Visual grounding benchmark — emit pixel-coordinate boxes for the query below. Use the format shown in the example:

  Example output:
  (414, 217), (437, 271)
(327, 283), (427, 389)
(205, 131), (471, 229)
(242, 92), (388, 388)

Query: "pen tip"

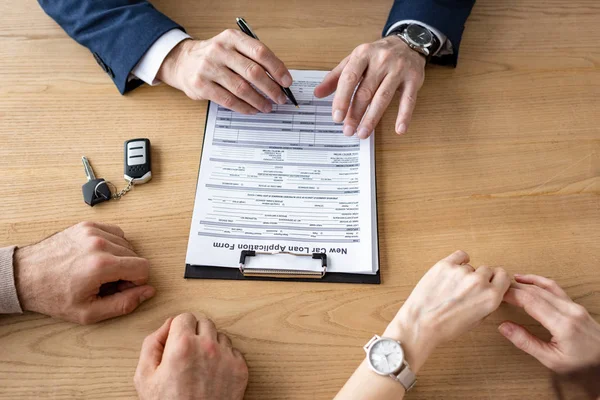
(295, 105), (299, 108)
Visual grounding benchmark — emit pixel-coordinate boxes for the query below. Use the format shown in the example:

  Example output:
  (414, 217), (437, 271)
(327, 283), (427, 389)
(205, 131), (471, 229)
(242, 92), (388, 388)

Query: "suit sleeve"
(37, 0), (185, 94)
(383, 0), (476, 67)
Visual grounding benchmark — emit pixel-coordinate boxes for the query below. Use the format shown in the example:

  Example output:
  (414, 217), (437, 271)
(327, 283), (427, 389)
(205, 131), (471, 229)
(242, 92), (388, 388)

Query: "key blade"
(81, 156), (96, 181)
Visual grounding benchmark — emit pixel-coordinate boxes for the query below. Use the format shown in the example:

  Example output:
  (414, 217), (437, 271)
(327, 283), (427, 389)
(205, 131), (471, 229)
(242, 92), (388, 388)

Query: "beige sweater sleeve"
(0, 246), (23, 314)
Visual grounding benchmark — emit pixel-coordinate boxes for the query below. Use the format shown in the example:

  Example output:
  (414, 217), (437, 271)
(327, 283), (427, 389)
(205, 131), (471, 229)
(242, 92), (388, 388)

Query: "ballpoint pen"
(236, 17), (299, 108)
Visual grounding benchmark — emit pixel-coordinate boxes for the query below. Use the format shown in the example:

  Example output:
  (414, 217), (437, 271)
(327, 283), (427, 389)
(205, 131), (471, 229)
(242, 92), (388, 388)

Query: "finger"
(345, 69), (385, 139)
(233, 34), (293, 87)
(476, 265), (494, 281)
(333, 54), (369, 130)
(395, 82), (419, 135)
(90, 228), (135, 251)
(95, 256), (150, 286)
(84, 285), (155, 324)
(117, 280), (137, 291)
(444, 250), (470, 266)
(88, 222), (125, 238)
(137, 317), (174, 373)
(498, 321), (556, 369)
(217, 332), (232, 348)
(356, 74), (400, 139)
(169, 313), (198, 336)
(197, 317), (218, 340)
(511, 282), (573, 313)
(314, 56), (350, 99)
(461, 263), (475, 272)
(201, 82), (259, 115)
(215, 68), (273, 114)
(232, 348), (247, 362)
(503, 288), (565, 332)
(491, 267), (511, 294)
(227, 52), (287, 105)
(514, 274), (570, 299)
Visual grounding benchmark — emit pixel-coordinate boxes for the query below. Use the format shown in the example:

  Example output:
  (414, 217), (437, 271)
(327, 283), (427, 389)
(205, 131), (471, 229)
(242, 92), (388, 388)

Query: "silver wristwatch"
(364, 335), (417, 392)
(393, 23), (436, 58)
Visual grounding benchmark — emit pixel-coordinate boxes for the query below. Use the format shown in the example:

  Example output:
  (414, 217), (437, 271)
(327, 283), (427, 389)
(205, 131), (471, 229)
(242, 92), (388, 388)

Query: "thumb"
(86, 285), (156, 324)
(498, 321), (555, 368)
(137, 317), (173, 374)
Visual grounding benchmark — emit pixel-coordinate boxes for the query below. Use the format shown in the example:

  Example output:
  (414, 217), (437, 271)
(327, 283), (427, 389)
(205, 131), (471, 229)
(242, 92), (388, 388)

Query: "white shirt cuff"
(386, 19), (453, 57)
(130, 29), (191, 86)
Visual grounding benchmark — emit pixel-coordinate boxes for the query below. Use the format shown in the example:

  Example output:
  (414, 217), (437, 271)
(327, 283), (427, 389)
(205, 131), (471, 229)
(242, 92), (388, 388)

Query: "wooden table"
(1, 0), (598, 398)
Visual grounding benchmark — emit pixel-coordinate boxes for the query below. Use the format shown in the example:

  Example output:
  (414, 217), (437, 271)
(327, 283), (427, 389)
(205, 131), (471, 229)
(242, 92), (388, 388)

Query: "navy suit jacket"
(37, 0), (474, 94)
(384, 0), (476, 66)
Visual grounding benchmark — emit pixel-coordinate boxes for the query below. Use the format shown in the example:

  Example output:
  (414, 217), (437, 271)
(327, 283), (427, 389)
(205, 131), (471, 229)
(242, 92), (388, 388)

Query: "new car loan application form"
(185, 70), (378, 275)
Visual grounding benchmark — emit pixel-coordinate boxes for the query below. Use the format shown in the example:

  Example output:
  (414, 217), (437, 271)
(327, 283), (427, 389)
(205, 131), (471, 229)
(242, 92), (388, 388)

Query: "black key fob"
(82, 178), (111, 207)
(124, 138), (151, 184)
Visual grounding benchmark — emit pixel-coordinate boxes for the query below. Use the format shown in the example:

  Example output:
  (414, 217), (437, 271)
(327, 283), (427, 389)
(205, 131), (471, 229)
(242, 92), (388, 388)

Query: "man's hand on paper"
(135, 313), (249, 400)
(499, 274), (600, 374)
(314, 36), (425, 139)
(157, 30), (294, 115)
(14, 222), (155, 325)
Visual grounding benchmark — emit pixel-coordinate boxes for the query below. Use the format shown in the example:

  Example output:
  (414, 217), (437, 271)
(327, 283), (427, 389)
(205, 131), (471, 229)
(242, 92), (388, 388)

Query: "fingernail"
(333, 110), (344, 123)
(282, 74), (293, 87)
(514, 274), (522, 278)
(397, 123), (407, 135)
(498, 322), (514, 336)
(263, 103), (273, 113)
(357, 127), (370, 139)
(278, 94), (287, 105)
(343, 125), (355, 136)
(139, 288), (155, 303)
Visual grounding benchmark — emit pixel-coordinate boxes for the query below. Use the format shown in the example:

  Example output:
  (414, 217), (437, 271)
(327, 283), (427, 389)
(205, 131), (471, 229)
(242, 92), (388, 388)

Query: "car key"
(124, 138), (152, 184)
(81, 156), (112, 207)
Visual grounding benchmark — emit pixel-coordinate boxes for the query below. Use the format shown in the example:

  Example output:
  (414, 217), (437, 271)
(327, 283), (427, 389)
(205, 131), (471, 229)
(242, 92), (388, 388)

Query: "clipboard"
(185, 249), (381, 284)
(184, 71), (381, 285)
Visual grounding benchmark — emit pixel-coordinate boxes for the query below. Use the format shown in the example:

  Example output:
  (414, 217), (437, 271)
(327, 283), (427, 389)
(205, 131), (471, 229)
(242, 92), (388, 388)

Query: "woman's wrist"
(382, 309), (437, 374)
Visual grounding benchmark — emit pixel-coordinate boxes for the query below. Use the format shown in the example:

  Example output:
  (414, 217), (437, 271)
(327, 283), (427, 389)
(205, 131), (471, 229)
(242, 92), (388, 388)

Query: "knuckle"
(245, 62), (262, 80)
(192, 73), (207, 90)
(234, 79), (252, 97)
(379, 88), (395, 101)
(253, 44), (269, 60)
(355, 86), (374, 102)
(342, 70), (360, 85)
(354, 43), (370, 56)
(570, 304), (588, 321)
(199, 336), (220, 359)
(221, 95), (235, 109)
(404, 93), (418, 105)
(77, 221), (95, 230)
(233, 355), (249, 379)
(120, 298), (138, 316)
(78, 309), (96, 325)
(172, 334), (195, 360)
(378, 49), (394, 64)
(223, 28), (238, 38)
(89, 254), (114, 271)
(87, 236), (107, 252)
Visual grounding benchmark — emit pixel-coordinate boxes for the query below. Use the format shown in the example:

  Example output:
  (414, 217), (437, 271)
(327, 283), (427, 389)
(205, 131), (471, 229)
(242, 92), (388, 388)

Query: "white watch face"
(368, 338), (404, 375)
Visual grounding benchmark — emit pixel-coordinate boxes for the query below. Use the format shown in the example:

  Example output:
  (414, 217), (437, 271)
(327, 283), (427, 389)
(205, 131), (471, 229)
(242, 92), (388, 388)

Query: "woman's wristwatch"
(364, 335), (417, 392)
(388, 23), (441, 62)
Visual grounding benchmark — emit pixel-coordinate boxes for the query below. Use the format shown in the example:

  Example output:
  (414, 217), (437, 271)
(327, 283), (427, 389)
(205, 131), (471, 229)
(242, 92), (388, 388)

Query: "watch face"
(406, 24), (433, 47)
(368, 338), (404, 375)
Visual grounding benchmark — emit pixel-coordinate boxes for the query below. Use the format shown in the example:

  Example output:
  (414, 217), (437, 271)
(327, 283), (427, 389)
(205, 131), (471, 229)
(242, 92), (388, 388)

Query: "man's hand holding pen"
(157, 29), (294, 114)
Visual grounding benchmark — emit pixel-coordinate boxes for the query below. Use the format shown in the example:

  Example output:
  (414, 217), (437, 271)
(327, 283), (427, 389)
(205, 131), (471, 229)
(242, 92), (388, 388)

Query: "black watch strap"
(387, 23), (442, 60)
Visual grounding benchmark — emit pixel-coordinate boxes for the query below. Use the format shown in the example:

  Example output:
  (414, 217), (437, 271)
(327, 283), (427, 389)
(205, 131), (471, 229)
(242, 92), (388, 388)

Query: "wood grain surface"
(0, 0), (599, 399)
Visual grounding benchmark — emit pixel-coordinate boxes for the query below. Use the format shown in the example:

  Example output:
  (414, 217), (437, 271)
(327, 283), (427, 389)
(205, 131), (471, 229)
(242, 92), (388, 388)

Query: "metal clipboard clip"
(238, 250), (327, 279)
